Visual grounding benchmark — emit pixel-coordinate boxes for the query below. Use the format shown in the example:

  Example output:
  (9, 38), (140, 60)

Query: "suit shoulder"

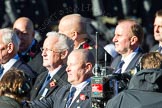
(150, 44), (159, 52)
(13, 60), (36, 78)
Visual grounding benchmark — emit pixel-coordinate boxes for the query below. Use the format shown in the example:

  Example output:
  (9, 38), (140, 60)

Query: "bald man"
(13, 17), (41, 63)
(59, 14), (111, 66)
(59, 14), (91, 49)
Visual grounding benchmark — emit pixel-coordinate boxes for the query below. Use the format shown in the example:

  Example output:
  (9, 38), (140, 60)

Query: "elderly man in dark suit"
(0, 28), (35, 85)
(30, 31), (74, 101)
(29, 49), (94, 108)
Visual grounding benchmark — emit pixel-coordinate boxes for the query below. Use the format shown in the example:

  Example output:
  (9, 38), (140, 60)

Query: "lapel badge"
(50, 79), (57, 88)
(80, 94), (86, 101)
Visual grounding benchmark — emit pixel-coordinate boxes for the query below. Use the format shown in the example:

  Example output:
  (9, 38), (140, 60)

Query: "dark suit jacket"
(111, 48), (144, 72)
(18, 39), (40, 63)
(12, 59), (36, 78)
(12, 59), (36, 85)
(30, 64), (69, 101)
(150, 44), (159, 52)
(30, 83), (91, 108)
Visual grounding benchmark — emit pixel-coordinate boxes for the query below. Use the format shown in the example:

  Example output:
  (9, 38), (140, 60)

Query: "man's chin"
(68, 79), (73, 83)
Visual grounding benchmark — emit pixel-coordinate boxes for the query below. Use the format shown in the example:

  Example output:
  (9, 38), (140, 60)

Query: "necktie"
(114, 60), (125, 73)
(0, 65), (4, 78)
(39, 74), (51, 94)
(158, 46), (162, 54)
(66, 87), (76, 108)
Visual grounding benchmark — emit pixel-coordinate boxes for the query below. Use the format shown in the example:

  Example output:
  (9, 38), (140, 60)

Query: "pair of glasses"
(40, 47), (60, 53)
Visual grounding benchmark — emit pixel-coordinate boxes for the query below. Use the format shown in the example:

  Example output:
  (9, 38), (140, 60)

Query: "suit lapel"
(150, 44), (159, 52)
(125, 50), (143, 71)
(70, 83), (91, 108)
(30, 72), (47, 100)
(62, 85), (71, 108)
(111, 55), (122, 69)
(45, 65), (67, 97)
(111, 48), (143, 72)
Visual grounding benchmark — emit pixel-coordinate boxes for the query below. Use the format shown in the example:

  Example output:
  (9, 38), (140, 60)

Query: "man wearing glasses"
(30, 31), (74, 101)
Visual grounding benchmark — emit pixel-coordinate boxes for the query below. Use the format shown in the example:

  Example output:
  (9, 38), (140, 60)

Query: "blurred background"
(0, 0), (162, 52)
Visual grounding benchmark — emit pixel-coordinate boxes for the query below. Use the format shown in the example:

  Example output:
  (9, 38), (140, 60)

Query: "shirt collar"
(21, 39), (36, 55)
(48, 65), (62, 79)
(3, 54), (19, 73)
(121, 47), (140, 73)
(71, 78), (91, 91)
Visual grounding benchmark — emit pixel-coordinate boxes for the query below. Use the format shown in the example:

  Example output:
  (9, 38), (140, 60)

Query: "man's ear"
(7, 43), (14, 53)
(85, 62), (93, 73)
(130, 36), (138, 45)
(61, 50), (69, 59)
(70, 31), (78, 41)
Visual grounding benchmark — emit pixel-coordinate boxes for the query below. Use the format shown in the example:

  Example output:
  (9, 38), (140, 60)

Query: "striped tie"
(66, 87), (76, 108)
(0, 65), (4, 78)
(39, 74), (51, 94)
(158, 46), (162, 54)
(114, 60), (125, 73)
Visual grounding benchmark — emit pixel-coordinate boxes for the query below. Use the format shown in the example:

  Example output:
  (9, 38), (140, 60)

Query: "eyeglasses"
(40, 47), (60, 53)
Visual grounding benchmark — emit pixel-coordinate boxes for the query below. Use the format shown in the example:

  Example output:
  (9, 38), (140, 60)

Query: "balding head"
(13, 17), (34, 53)
(66, 49), (94, 85)
(59, 14), (89, 39)
(58, 14), (91, 49)
(13, 17), (34, 32)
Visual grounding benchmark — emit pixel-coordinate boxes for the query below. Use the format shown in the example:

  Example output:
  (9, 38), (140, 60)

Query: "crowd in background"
(0, 0), (162, 51)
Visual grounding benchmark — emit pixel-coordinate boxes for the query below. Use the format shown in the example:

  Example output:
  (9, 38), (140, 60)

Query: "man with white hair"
(0, 28), (35, 84)
(30, 31), (73, 100)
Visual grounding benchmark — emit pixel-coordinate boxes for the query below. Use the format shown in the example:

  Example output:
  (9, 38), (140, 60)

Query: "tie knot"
(47, 74), (51, 80)
(70, 87), (76, 95)
(158, 46), (162, 53)
(118, 60), (125, 68)
(114, 60), (125, 73)
(0, 65), (4, 74)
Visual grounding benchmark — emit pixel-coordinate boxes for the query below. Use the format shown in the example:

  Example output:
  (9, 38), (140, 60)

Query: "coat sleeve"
(29, 96), (54, 108)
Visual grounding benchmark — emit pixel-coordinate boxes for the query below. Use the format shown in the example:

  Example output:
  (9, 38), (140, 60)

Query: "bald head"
(13, 17), (34, 52)
(13, 17), (34, 31)
(58, 14), (88, 39)
(66, 49), (94, 85)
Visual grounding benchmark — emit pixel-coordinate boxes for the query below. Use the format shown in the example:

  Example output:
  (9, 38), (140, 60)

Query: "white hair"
(46, 31), (74, 52)
(0, 28), (20, 52)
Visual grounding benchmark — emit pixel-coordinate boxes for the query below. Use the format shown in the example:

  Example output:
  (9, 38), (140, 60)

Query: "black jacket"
(18, 39), (40, 63)
(29, 83), (91, 108)
(30, 65), (69, 100)
(106, 69), (162, 108)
